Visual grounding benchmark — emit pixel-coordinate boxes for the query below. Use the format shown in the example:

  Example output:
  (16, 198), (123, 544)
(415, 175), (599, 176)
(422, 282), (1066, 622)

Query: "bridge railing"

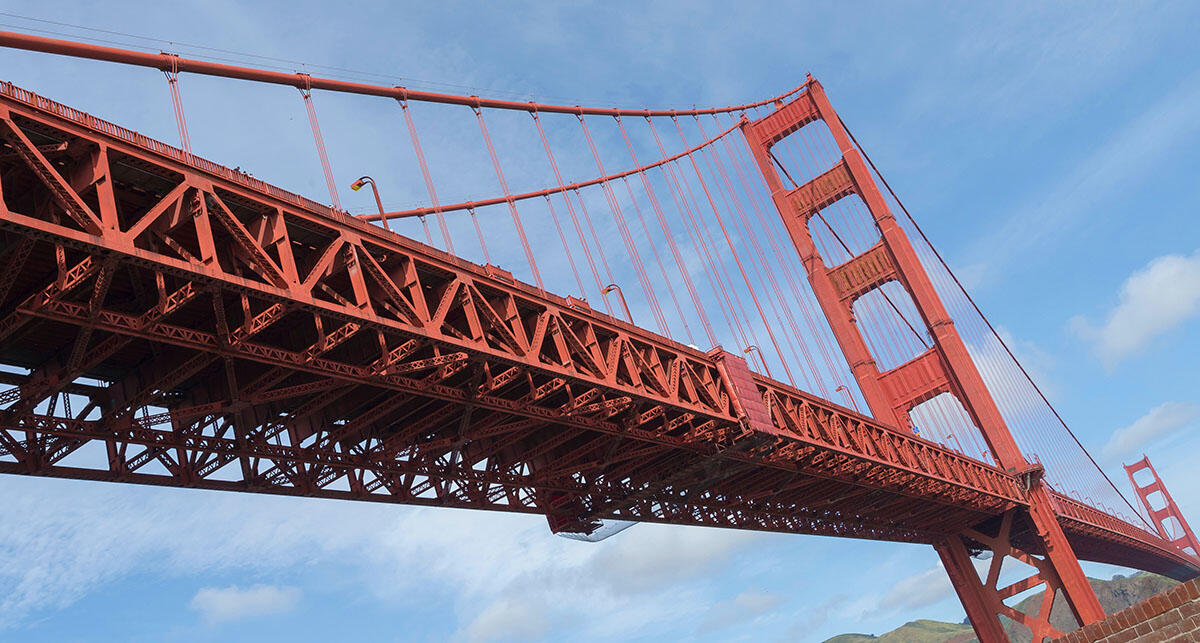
(1049, 490), (1190, 557)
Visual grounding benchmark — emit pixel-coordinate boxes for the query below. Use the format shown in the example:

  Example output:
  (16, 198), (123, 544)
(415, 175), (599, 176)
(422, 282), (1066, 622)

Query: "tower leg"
(936, 536), (1008, 643)
(737, 79), (1107, 641)
(938, 507), (1103, 642)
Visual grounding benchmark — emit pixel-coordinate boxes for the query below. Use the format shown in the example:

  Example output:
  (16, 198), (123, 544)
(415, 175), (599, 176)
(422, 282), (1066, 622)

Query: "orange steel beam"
(1125, 456), (1200, 559)
(738, 77), (1114, 638)
(0, 74), (1194, 640)
(0, 78), (1031, 536)
(0, 75), (1190, 576)
(0, 29), (806, 118)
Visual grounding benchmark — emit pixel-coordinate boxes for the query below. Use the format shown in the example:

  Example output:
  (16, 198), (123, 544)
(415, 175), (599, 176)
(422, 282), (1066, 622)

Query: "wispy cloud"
(697, 589), (783, 634)
(788, 593), (849, 636)
(189, 584), (300, 624)
(1070, 249), (1200, 368)
(876, 564), (954, 614)
(584, 527), (762, 595)
(1102, 401), (1200, 463)
(0, 474), (769, 640)
(461, 597), (552, 643)
(0, 478), (381, 629)
(960, 76), (1200, 289)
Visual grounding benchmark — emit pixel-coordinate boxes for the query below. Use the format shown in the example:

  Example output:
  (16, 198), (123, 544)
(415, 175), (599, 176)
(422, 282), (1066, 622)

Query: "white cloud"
(966, 325), (1058, 406)
(0, 473), (770, 640)
(585, 526), (762, 594)
(189, 584), (300, 624)
(877, 564), (954, 613)
(1071, 249), (1200, 368)
(788, 593), (848, 635)
(462, 598), (551, 643)
(1102, 401), (1200, 463)
(0, 478), (378, 629)
(698, 589), (782, 633)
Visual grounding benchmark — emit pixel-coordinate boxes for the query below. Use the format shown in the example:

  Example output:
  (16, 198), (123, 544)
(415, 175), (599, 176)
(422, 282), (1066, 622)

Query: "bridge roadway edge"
(0, 75), (1193, 640)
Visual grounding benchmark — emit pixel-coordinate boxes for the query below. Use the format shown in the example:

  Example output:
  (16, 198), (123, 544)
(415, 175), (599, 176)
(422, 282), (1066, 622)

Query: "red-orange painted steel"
(1125, 456), (1200, 558)
(0, 76), (1191, 575)
(937, 510), (1077, 641)
(737, 78), (1116, 638)
(0, 42), (1196, 640)
(0, 79), (1040, 542)
(0, 30), (806, 118)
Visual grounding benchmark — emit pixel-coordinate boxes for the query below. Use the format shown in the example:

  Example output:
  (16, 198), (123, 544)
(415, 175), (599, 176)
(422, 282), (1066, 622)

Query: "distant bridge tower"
(1126, 456), (1200, 559)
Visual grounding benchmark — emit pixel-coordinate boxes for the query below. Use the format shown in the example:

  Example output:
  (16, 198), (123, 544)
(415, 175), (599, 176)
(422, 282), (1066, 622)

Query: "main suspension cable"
(364, 121), (741, 223)
(837, 114), (1156, 532)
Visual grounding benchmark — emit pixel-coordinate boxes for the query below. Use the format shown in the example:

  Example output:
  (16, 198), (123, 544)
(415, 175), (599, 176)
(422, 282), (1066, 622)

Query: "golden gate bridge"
(0, 28), (1195, 642)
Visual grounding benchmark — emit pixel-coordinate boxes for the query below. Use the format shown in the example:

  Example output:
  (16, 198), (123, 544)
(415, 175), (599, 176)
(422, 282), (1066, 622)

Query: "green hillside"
(824, 619), (973, 643)
(823, 572), (1178, 643)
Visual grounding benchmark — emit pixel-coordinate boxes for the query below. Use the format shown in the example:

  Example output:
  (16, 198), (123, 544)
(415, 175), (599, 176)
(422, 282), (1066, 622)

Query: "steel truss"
(0, 81), (1024, 541)
(0, 76), (1193, 643)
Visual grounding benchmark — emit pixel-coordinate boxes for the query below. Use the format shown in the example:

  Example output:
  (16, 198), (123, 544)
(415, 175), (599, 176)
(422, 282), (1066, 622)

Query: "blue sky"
(1, 1), (1199, 641)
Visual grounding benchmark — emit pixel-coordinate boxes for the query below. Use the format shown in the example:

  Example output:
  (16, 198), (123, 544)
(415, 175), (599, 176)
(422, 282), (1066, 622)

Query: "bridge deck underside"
(0, 81), (1192, 581)
(0, 238), (1003, 544)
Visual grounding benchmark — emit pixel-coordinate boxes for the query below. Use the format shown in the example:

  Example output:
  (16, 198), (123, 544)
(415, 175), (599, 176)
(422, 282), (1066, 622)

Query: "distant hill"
(823, 572), (1178, 643)
(825, 619), (973, 643)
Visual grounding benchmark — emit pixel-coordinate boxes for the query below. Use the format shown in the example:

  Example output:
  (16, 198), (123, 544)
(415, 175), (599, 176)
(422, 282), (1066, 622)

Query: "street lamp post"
(835, 385), (861, 414)
(601, 284), (632, 323)
(742, 345), (773, 378)
(351, 176), (389, 231)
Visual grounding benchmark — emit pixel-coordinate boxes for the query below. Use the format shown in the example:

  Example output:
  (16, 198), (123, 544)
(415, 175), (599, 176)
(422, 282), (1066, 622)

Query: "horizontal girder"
(0, 78), (1194, 579)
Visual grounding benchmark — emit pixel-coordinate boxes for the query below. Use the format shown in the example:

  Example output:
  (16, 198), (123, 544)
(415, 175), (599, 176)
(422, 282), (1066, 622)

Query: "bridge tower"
(1125, 456), (1200, 559)
(739, 78), (1105, 641)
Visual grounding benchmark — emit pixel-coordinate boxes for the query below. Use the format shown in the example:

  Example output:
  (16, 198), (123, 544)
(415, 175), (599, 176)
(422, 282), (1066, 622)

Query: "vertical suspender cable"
(531, 111), (612, 315)
(673, 156), (761, 369)
(418, 216), (435, 246)
(467, 206), (491, 264)
(674, 137), (770, 371)
(544, 194), (587, 298)
(647, 121), (747, 353)
(297, 77), (342, 211)
(577, 115), (670, 335)
(700, 116), (824, 393)
(674, 118), (794, 385)
(162, 54), (192, 155)
(574, 189), (620, 293)
(618, 172), (689, 342)
(617, 115), (717, 347)
(397, 96), (455, 253)
(698, 131), (808, 386)
(474, 106), (544, 291)
(715, 113), (849, 396)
